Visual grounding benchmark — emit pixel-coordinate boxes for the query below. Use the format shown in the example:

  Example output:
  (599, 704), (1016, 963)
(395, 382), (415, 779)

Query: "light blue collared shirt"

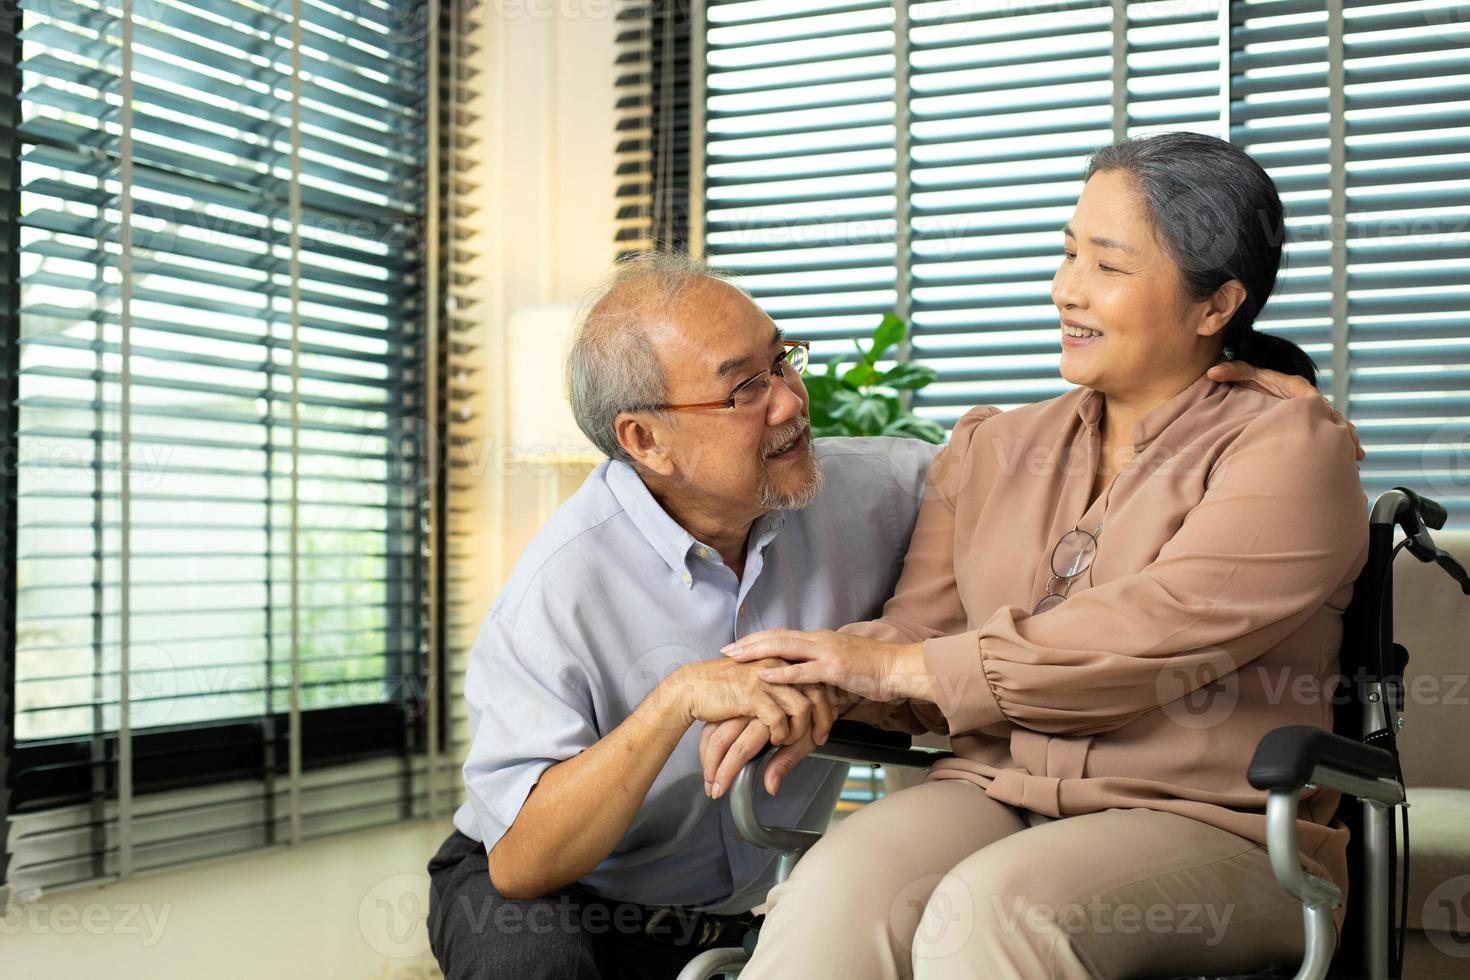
(454, 436), (939, 912)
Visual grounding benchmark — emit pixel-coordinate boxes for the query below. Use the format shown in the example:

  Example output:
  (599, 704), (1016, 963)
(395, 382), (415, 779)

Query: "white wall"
(489, 2), (621, 308)
(458, 1), (620, 603)
(2, 5), (621, 977)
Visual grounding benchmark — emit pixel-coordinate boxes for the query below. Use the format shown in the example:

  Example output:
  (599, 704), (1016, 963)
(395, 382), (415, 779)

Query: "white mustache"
(762, 418), (810, 456)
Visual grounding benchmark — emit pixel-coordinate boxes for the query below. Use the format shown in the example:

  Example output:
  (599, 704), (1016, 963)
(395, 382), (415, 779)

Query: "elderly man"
(425, 253), (1341, 980)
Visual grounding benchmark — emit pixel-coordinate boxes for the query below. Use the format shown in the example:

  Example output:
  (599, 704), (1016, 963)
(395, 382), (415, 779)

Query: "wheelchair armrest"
(728, 723), (950, 858)
(1245, 724), (1406, 978)
(811, 720), (953, 770)
(1247, 725), (1403, 805)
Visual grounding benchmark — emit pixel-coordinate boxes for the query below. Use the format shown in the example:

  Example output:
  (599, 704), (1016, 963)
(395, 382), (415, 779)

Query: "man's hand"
(1207, 360), (1364, 461)
(660, 657), (836, 747)
(699, 717), (820, 800)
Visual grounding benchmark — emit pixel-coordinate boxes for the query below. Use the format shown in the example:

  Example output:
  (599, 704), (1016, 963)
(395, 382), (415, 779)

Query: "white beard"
(755, 448), (825, 511)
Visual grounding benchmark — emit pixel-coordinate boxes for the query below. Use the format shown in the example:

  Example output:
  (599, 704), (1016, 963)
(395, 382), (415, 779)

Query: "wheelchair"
(677, 488), (1470, 980)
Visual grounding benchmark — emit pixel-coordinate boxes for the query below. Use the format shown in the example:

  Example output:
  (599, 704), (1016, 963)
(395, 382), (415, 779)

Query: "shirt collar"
(606, 460), (700, 577)
(604, 461), (789, 583)
(1075, 372), (1222, 451)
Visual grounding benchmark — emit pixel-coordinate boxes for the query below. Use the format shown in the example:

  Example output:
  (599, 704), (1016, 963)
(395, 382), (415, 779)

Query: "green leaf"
(870, 313), (907, 362)
(802, 372), (837, 404)
(877, 361), (937, 391)
(843, 363), (878, 389)
(826, 387), (863, 420)
(846, 394), (893, 435)
(881, 415), (947, 444)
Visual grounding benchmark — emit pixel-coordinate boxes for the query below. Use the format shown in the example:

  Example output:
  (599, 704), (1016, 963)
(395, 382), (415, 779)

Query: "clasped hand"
(698, 630), (925, 801)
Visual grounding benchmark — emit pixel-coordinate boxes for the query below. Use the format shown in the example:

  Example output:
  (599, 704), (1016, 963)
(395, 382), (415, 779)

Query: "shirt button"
(739, 604), (746, 615)
(695, 547), (709, 558)
(682, 572), (692, 585)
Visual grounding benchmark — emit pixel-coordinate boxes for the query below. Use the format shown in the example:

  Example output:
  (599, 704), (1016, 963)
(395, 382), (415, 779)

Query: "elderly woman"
(715, 132), (1367, 978)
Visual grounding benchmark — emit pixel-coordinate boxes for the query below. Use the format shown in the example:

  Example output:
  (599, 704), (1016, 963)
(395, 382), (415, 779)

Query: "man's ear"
(1195, 279), (1248, 339)
(614, 411), (677, 477)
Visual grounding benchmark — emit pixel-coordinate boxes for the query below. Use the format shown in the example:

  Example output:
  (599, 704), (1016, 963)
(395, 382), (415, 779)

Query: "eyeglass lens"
(1034, 528), (1098, 614)
(1050, 528), (1097, 579)
(731, 345), (807, 409)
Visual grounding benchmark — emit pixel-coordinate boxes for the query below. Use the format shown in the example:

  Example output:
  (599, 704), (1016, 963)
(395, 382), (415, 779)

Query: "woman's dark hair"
(1084, 132), (1317, 385)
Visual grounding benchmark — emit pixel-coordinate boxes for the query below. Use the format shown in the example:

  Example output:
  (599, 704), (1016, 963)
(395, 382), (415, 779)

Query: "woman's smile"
(1062, 319), (1104, 349)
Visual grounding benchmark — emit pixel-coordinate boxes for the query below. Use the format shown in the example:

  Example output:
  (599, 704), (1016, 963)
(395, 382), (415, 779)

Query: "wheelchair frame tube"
(1266, 789), (1340, 980)
(1363, 489), (1411, 980)
(730, 759), (822, 886)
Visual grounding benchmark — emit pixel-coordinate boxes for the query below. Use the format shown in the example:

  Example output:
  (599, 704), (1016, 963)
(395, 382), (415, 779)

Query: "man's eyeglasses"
(644, 340), (810, 413)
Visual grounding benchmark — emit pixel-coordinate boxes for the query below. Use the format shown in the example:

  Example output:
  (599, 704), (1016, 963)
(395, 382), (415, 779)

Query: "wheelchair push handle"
(1376, 488), (1470, 595)
(1390, 486), (1446, 532)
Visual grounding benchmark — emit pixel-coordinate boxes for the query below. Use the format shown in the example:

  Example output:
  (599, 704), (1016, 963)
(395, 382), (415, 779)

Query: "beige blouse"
(843, 372), (1368, 915)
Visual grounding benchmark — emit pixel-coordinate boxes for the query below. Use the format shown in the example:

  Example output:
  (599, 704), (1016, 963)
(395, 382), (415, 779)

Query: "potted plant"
(802, 313), (946, 443)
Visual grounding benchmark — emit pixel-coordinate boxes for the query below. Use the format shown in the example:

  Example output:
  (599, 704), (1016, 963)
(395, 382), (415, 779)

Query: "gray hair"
(566, 253), (730, 462)
(1084, 132), (1315, 384)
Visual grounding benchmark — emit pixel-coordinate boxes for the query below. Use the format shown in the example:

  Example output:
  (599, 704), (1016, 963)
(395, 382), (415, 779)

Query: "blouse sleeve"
(921, 394), (1368, 738)
(836, 405), (1002, 733)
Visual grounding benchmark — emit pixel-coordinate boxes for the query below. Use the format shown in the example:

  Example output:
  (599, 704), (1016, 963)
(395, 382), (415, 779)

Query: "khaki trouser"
(741, 779), (1311, 980)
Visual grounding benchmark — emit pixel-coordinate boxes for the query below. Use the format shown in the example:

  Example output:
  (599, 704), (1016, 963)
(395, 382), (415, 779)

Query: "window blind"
(702, 0), (898, 369)
(1228, 0), (1349, 451)
(906, 0), (1120, 424)
(702, 0), (1233, 425)
(699, 0), (1470, 523)
(5, 0), (445, 899)
(439, 0), (487, 823)
(1339, 2), (1470, 521)
(615, 0), (694, 256)
(2, 3), (22, 902)
(1232, 0), (1470, 511)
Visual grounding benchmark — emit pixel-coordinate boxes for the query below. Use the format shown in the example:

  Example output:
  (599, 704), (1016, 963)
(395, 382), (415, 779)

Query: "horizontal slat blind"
(1, 4), (22, 901)
(1341, 0), (1470, 511)
(615, 0), (693, 255)
(1126, 0), (1227, 138)
(8, 753), (434, 892)
(907, 0), (1117, 423)
(1228, 0), (1341, 399)
(698, 0), (1470, 525)
(1233, 0), (1470, 512)
(8, 0), (434, 897)
(440, 0), (485, 818)
(702, 0), (898, 368)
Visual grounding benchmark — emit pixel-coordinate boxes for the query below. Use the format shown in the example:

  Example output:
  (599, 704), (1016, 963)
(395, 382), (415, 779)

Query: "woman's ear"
(1196, 280), (1248, 339)
(615, 412), (677, 477)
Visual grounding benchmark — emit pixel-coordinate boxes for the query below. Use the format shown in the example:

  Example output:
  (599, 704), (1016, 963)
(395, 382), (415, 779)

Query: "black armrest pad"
(1247, 725), (1398, 791)
(826, 720), (913, 750)
(813, 721), (951, 770)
